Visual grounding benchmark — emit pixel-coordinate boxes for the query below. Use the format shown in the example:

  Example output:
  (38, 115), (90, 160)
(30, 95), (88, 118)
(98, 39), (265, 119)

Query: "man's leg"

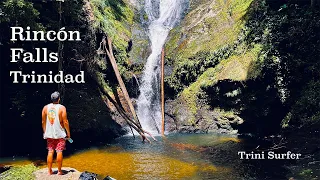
(56, 138), (66, 175)
(47, 139), (55, 175)
(47, 150), (54, 175)
(56, 151), (63, 175)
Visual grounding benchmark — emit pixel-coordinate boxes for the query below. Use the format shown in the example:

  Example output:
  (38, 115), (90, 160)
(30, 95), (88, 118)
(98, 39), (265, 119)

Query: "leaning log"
(161, 48), (165, 136)
(103, 37), (142, 128)
(96, 36), (156, 142)
(94, 73), (156, 142)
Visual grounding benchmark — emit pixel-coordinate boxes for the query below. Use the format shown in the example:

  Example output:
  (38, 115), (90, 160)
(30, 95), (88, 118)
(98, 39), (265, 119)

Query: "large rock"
(165, 98), (243, 134)
(33, 167), (81, 180)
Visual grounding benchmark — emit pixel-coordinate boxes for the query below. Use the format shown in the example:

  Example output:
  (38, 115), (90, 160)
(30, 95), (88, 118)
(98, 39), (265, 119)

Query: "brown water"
(1, 133), (311, 180)
(52, 135), (239, 179)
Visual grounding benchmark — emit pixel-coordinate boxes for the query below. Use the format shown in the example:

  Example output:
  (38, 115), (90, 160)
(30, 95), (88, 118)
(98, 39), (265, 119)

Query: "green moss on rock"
(166, 0), (254, 60)
(0, 164), (38, 180)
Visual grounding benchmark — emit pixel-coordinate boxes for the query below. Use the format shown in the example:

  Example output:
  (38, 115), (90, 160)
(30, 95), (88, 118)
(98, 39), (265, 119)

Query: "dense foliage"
(243, 0), (320, 128)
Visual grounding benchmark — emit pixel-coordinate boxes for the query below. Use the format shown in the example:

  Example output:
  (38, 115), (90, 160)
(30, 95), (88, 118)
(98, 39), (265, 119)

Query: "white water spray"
(137, 0), (187, 134)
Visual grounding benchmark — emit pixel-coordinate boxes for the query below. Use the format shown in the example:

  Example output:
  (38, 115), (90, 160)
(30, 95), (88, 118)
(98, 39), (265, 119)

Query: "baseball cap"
(51, 91), (60, 102)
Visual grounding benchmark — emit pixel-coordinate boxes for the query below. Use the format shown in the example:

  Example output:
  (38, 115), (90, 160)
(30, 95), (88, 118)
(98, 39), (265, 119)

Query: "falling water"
(137, 0), (187, 134)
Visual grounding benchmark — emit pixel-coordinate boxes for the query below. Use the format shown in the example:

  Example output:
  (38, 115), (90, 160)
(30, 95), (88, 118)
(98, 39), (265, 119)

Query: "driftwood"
(97, 36), (156, 142)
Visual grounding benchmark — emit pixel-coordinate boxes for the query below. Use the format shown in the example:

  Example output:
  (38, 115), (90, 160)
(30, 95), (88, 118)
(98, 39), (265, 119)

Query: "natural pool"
(1, 133), (317, 179)
(58, 134), (240, 179)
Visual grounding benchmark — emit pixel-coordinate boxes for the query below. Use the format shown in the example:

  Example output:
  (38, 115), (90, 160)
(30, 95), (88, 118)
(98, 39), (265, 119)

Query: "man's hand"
(65, 134), (71, 140)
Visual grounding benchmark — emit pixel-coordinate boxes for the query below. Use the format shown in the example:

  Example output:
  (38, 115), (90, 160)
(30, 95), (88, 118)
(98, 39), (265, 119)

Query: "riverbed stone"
(33, 167), (81, 180)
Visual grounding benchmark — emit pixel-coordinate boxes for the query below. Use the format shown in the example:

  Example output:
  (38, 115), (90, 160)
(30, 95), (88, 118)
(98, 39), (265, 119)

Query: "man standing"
(42, 91), (71, 175)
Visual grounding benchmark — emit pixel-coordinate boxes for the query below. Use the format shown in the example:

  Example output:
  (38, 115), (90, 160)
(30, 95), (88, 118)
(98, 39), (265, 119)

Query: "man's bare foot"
(48, 169), (53, 175)
(58, 171), (64, 175)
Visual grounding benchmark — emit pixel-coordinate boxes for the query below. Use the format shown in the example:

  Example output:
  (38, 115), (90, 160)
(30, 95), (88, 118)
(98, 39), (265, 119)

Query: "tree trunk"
(104, 37), (142, 128)
(92, 70), (156, 142)
(97, 36), (157, 142)
(57, 1), (65, 101)
(311, 0), (315, 7)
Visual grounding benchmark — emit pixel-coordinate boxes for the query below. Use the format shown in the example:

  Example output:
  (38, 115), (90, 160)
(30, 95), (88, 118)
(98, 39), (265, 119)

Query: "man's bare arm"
(42, 105), (47, 133)
(61, 106), (71, 138)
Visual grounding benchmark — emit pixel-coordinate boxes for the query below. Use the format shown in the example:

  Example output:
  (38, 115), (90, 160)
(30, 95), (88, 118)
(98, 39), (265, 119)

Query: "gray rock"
(165, 97), (243, 135)
(33, 167), (81, 180)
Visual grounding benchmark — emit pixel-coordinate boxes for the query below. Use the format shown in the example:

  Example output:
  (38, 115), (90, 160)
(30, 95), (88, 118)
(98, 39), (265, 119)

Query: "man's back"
(43, 103), (67, 139)
(43, 103), (66, 128)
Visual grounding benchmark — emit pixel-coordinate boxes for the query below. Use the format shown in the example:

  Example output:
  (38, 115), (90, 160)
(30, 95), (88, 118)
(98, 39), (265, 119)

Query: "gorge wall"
(1, 0), (319, 157)
(164, 0), (320, 136)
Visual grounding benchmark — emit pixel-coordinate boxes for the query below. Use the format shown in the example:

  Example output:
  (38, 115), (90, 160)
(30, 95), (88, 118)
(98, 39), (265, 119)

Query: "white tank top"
(43, 103), (66, 139)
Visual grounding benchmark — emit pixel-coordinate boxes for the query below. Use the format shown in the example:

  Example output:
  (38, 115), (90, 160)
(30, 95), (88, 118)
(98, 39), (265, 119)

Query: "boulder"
(33, 167), (81, 180)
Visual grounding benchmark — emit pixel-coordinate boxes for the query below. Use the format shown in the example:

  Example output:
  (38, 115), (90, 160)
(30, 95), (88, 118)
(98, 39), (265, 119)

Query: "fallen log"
(93, 73), (155, 142)
(161, 48), (165, 136)
(95, 36), (157, 142)
(104, 37), (142, 128)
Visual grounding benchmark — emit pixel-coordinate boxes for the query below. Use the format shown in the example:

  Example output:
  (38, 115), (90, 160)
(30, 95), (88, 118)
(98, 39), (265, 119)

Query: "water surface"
(1, 133), (306, 179)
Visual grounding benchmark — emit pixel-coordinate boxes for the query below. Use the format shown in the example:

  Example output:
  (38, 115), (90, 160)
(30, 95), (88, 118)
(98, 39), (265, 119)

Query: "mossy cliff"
(165, 0), (320, 136)
(165, 0), (257, 134)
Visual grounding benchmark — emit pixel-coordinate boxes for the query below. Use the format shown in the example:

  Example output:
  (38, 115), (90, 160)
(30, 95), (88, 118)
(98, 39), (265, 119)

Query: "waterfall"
(137, 0), (187, 134)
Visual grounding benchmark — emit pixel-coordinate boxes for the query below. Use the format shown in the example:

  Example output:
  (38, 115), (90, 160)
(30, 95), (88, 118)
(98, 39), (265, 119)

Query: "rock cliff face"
(127, 0), (151, 65)
(164, 0), (320, 136)
(164, 0), (255, 134)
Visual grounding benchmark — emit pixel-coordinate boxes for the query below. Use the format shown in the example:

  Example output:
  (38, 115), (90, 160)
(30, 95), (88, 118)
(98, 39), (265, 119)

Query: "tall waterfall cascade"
(136, 0), (188, 134)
